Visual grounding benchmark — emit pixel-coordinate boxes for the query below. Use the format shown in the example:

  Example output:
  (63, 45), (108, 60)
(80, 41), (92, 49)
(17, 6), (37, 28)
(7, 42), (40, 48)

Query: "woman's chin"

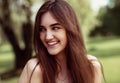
(48, 51), (58, 56)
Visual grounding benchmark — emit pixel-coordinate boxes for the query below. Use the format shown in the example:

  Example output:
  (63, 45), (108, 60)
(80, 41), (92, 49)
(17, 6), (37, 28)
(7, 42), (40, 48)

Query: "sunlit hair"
(33, 0), (95, 83)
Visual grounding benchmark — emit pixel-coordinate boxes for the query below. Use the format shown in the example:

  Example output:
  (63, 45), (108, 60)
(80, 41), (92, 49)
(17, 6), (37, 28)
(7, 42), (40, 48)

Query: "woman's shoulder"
(87, 54), (102, 83)
(18, 58), (42, 83)
(26, 58), (42, 75)
(27, 58), (42, 83)
(87, 54), (101, 67)
(87, 54), (98, 60)
(27, 58), (39, 70)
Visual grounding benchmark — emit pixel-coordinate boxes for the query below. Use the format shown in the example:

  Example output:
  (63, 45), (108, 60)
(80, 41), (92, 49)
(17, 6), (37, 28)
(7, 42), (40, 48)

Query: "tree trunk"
(16, 22), (33, 69)
(0, 0), (32, 70)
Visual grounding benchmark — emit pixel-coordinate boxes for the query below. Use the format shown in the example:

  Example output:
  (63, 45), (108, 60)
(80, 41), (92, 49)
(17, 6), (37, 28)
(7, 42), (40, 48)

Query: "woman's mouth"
(47, 41), (60, 47)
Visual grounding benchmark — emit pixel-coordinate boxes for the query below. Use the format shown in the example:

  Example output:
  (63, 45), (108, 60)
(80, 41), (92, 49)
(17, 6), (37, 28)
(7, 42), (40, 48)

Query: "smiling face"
(39, 12), (67, 56)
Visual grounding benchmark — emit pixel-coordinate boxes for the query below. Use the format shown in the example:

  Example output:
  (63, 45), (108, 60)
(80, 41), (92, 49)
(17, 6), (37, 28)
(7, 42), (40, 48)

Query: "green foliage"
(90, 0), (120, 37)
(67, 0), (98, 38)
(108, 0), (120, 8)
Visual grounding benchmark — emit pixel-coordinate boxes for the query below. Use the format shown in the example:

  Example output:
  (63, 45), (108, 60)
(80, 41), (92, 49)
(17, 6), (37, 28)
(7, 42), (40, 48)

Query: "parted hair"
(33, 0), (95, 83)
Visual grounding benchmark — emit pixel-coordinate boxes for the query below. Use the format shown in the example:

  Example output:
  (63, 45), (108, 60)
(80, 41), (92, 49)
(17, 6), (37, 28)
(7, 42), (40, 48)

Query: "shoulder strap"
(28, 61), (39, 83)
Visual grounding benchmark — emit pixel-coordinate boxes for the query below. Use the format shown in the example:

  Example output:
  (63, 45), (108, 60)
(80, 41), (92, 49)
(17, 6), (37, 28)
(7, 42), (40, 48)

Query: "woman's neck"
(55, 52), (72, 83)
(55, 51), (67, 70)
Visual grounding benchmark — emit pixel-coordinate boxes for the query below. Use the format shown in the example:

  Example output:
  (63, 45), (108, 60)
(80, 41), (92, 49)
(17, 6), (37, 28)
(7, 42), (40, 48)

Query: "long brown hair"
(33, 0), (95, 83)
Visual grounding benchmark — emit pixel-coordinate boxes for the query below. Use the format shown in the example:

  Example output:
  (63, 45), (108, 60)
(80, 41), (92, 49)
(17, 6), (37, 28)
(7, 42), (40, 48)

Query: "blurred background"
(0, 0), (120, 83)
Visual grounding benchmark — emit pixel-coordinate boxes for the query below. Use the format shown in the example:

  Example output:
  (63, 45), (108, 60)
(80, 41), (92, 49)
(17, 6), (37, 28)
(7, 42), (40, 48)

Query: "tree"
(0, 0), (33, 78)
(67, 0), (98, 38)
(89, 0), (120, 37)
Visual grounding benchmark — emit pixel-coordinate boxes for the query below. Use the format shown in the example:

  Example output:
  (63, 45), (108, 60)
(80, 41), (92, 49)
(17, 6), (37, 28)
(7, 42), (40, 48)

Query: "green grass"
(0, 44), (14, 74)
(101, 56), (120, 83)
(86, 37), (120, 57)
(0, 44), (17, 83)
(0, 77), (18, 83)
(0, 37), (120, 83)
(86, 37), (120, 83)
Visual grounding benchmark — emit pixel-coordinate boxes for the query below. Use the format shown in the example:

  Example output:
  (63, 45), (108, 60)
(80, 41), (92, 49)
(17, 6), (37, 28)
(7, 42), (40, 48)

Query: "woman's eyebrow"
(50, 23), (61, 27)
(39, 23), (61, 28)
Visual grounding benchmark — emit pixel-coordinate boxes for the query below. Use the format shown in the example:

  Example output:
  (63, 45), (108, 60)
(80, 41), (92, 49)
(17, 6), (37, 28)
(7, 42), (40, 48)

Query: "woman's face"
(39, 12), (67, 56)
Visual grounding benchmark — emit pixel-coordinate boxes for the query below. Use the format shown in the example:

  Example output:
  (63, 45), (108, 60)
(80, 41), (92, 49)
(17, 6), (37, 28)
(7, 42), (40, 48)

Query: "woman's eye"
(52, 26), (60, 30)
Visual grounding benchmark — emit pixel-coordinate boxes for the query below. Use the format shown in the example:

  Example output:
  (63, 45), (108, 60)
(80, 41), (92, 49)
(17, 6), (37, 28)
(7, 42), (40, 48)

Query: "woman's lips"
(47, 41), (60, 47)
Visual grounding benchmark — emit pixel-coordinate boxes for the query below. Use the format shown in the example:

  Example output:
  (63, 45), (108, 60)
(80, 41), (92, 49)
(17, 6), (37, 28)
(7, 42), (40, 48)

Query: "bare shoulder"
(27, 58), (42, 83)
(26, 58), (42, 77)
(18, 58), (42, 83)
(27, 58), (39, 71)
(87, 55), (102, 83)
(87, 54), (101, 68)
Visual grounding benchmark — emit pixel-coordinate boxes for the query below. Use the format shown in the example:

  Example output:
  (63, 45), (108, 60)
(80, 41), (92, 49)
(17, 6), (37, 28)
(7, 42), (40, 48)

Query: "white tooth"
(48, 41), (57, 45)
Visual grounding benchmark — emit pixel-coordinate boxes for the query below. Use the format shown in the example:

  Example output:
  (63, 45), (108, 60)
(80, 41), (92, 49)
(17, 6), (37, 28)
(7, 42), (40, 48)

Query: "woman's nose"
(45, 31), (54, 40)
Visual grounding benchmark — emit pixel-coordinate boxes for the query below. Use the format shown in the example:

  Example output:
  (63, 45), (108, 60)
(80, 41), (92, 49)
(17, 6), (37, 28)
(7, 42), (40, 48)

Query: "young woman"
(18, 0), (102, 83)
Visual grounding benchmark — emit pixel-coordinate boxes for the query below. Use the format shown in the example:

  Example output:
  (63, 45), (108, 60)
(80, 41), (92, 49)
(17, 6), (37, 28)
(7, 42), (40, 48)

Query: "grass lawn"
(86, 37), (120, 83)
(0, 44), (18, 83)
(101, 56), (120, 83)
(0, 37), (120, 83)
